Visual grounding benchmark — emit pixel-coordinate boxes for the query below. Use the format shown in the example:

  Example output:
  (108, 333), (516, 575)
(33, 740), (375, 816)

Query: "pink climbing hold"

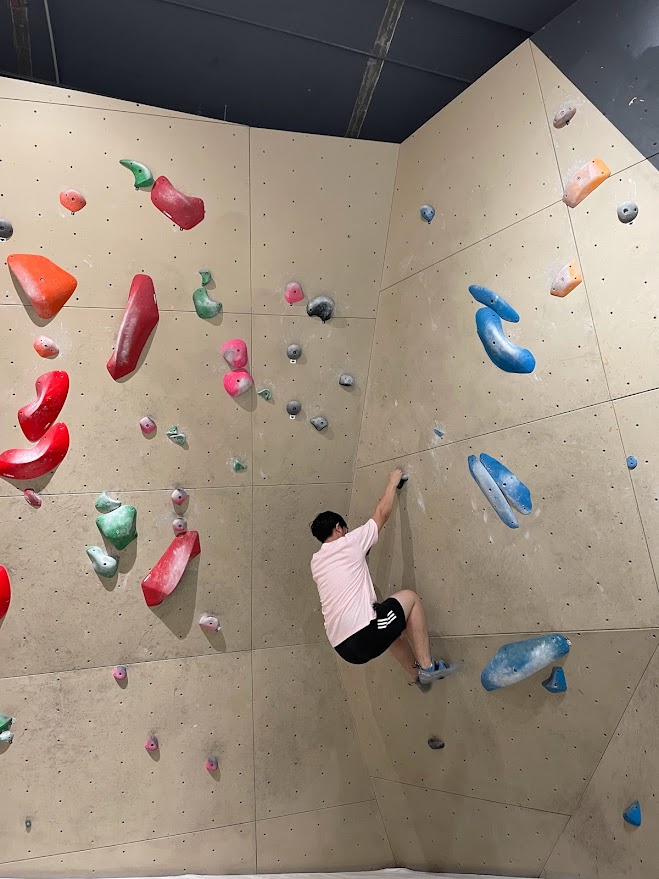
(150, 176), (205, 230)
(285, 282), (304, 305)
(107, 274), (159, 381)
(18, 371), (70, 442)
(223, 369), (253, 397)
(141, 530), (201, 608)
(0, 422), (70, 480)
(33, 336), (59, 358)
(140, 416), (156, 435)
(221, 339), (248, 369)
(59, 190), (86, 213)
(113, 665), (127, 681)
(145, 735), (159, 752)
(0, 566), (10, 620)
(171, 488), (188, 506)
(23, 489), (42, 508)
(205, 756), (219, 772)
(199, 613), (220, 632)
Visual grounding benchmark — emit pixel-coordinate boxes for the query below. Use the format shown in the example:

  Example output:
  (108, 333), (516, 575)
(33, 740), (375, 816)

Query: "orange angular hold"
(551, 261), (583, 298)
(59, 190), (86, 213)
(563, 158), (611, 208)
(7, 254), (78, 320)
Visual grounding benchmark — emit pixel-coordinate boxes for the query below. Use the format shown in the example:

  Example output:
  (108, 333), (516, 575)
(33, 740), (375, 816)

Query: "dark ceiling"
(1, 0), (575, 143)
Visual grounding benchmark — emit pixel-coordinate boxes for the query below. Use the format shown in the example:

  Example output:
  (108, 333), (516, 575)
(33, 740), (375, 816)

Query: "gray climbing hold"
(339, 373), (354, 387)
(287, 344), (302, 361)
(627, 455), (638, 470)
(310, 415), (328, 431)
(553, 104), (577, 128)
(172, 517), (187, 534)
(0, 219), (13, 241)
(257, 388), (272, 400)
(95, 492), (121, 513)
(542, 666), (567, 693)
(433, 427), (445, 438)
(427, 736), (444, 749)
(397, 474), (409, 490)
(286, 400), (301, 416)
(25, 818), (31, 830)
(86, 546), (118, 578)
(420, 205), (435, 223)
(307, 295), (335, 323)
(166, 426), (187, 446)
(617, 201), (639, 224)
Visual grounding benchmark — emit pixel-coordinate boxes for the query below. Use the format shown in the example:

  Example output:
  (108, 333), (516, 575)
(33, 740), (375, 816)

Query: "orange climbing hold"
(59, 190), (86, 213)
(563, 158), (611, 208)
(551, 261), (583, 298)
(7, 254), (78, 320)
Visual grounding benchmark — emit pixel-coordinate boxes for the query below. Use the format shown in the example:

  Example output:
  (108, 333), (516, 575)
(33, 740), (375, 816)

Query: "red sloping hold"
(0, 566), (10, 620)
(0, 422), (69, 480)
(141, 531), (201, 607)
(150, 176), (205, 230)
(107, 274), (159, 381)
(18, 371), (70, 442)
(7, 254), (78, 320)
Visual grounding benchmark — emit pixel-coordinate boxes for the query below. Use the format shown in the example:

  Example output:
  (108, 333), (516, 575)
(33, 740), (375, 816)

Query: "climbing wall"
(346, 35), (659, 878)
(0, 77), (397, 875)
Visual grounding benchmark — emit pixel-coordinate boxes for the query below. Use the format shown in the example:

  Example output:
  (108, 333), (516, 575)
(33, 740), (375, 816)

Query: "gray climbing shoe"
(416, 660), (460, 685)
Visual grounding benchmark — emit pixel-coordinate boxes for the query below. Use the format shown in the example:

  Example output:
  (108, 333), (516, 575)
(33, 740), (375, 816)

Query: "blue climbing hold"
(542, 666), (567, 693)
(479, 453), (532, 515)
(468, 454), (518, 529)
(475, 307), (536, 374)
(481, 634), (571, 691)
(623, 801), (642, 827)
(420, 204), (435, 223)
(469, 285), (520, 323)
(434, 427), (445, 438)
(627, 456), (638, 470)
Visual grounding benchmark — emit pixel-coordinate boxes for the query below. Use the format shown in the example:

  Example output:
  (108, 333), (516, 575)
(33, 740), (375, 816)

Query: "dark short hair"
(310, 511), (347, 543)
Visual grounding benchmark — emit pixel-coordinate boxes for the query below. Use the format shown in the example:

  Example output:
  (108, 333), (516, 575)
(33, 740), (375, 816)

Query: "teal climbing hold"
(95, 492), (121, 513)
(257, 389), (272, 400)
(199, 269), (212, 287)
(230, 457), (247, 473)
(86, 546), (118, 578)
(96, 505), (137, 551)
(166, 426), (187, 446)
(0, 714), (14, 733)
(192, 287), (222, 319)
(542, 666), (567, 693)
(623, 801), (642, 827)
(119, 159), (154, 189)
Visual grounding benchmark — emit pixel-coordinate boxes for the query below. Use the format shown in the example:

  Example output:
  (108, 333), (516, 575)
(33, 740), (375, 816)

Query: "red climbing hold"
(17, 371), (70, 442)
(0, 566), (10, 620)
(59, 190), (86, 213)
(0, 422), (69, 480)
(150, 176), (205, 230)
(107, 274), (159, 381)
(7, 254), (78, 320)
(141, 530), (201, 607)
(223, 369), (253, 397)
(221, 339), (248, 369)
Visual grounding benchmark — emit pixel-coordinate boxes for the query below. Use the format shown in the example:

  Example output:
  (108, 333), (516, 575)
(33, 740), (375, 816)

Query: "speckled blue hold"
(481, 634), (571, 691)
(627, 456), (638, 470)
(475, 307), (536, 374)
(469, 285), (520, 323)
(468, 455), (518, 529)
(623, 800), (642, 827)
(542, 666), (567, 693)
(479, 453), (532, 515)
(420, 204), (435, 223)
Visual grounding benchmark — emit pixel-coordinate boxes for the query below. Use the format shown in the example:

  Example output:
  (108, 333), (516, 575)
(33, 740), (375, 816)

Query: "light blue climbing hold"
(433, 427), (445, 438)
(479, 453), (532, 515)
(475, 307), (536, 374)
(86, 546), (118, 579)
(623, 801), (642, 827)
(542, 666), (567, 693)
(627, 456), (638, 470)
(468, 455), (518, 529)
(469, 285), (520, 323)
(95, 492), (121, 513)
(420, 204), (435, 223)
(481, 634), (571, 692)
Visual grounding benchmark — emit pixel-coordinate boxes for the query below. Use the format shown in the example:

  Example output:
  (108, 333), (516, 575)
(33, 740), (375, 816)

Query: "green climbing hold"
(95, 492), (121, 513)
(230, 458), (247, 473)
(0, 714), (14, 733)
(257, 389), (272, 400)
(166, 426), (187, 446)
(199, 269), (212, 287)
(119, 159), (154, 189)
(96, 505), (137, 551)
(192, 287), (222, 319)
(86, 546), (118, 578)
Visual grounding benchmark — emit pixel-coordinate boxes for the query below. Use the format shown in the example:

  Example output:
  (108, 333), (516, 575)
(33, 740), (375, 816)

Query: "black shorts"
(334, 597), (406, 664)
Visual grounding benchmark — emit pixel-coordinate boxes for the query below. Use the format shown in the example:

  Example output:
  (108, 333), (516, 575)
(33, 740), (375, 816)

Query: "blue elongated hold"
(481, 634), (571, 691)
(542, 666), (567, 693)
(623, 801), (642, 827)
(420, 204), (435, 223)
(468, 455), (518, 529)
(475, 307), (535, 374)
(434, 427), (445, 438)
(479, 453), (532, 515)
(469, 285), (520, 323)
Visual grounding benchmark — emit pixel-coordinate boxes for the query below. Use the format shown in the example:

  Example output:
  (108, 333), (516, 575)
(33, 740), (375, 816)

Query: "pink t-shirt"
(310, 519), (379, 647)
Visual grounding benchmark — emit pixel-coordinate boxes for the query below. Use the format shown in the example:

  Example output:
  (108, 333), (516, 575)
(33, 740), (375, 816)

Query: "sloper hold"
(310, 416), (328, 431)
(141, 530), (201, 607)
(469, 285), (520, 323)
(542, 666), (567, 693)
(33, 336), (59, 358)
(307, 294), (335, 323)
(0, 422), (69, 480)
(221, 339), (248, 369)
(113, 665), (127, 681)
(339, 374), (354, 387)
(551, 262), (583, 298)
(23, 489), (42, 508)
(86, 546), (118, 578)
(285, 282), (304, 305)
(59, 190), (86, 213)
(468, 455), (519, 529)
(286, 400), (301, 416)
(475, 307), (535, 374)
(627, 455), (638, 470)
(481, 634), (571, 691)
(206, 755), (219, 771)
(145, 735), (159, 752)
(563, 158), (611, 208)
(171, 488), (188, 506)
(140, 416), (156, 435)
(96, 505), (137, 551)
(0, 566), (10, 620)
(18, 371), (70, 442)
(553, 104), (576, 128)
(199, 613), (220, 631)
(95, 492), (120, 513)
(120, 159), (154, 189)
(420, 204), (435, 223)
(107, 274), (159, 380)
(7, 254), (77, 320)
(479, 453), (532, 515)
(223, 370), (253, 397)
(0, 219), (14, 241)
(172, 517), (187, 534)
(287, 344), (302, 361)
(617, 201), (639, 224)
(623, 801), (642, 827)
(151, 175), (205, 230)
(193, 287), (222, 319)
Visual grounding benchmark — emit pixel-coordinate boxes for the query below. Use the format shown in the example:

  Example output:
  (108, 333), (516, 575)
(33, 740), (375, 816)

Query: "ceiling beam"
(8, 0), (32, 78)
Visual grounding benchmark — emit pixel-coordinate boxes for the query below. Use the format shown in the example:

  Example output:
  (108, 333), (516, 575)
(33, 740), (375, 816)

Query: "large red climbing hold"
(0, 566), (10, 620)
(107, 274), (159, 381)
(0, 422), (69, 480)
(17, 371), (70, 442)
(7, 254), (78, 320)
(141, 531), (201, 607)
(150, 176), (205, 230)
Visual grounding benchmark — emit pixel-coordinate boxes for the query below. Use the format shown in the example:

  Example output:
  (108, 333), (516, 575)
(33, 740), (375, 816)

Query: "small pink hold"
(140, 416), (157, 435)
(223, 369), (253, 397)
(33, 336), (59, 358)
(172, 517), (187, 534)
(221, 339), (248, 369)
(145, 735), (159, 752)
(285, 282), (304, 305)
(113, 665), (127, 681)
(23, 489), (42, 508)
(199, 613), (220, 632)
(206, 755), (219, 772)
(171, 488), (188, 506)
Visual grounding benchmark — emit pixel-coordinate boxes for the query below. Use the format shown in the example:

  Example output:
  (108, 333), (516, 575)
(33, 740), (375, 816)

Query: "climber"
(310, 468), (452, 686)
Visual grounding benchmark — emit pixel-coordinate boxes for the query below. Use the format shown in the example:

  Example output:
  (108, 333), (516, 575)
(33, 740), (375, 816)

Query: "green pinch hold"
(96, 505), (137, 551)
(192, 287), (222, 319)
(230, 457), (247, 473)
(199, 269), (212, 287)
(0, 714), (14, 733)
(257, 389), (272, 400)
(86, 546), (118, 578)
(166, 426), (187, 446)
(95, 492), (121, 514)
(119, 159), (154, 189)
